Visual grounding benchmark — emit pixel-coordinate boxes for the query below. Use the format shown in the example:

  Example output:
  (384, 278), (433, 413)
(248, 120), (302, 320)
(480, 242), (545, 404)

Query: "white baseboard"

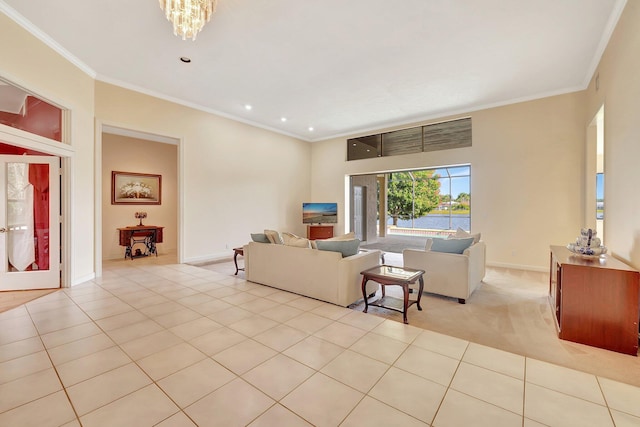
(487, 262), (547, 273)
(183, 252), (233, 265)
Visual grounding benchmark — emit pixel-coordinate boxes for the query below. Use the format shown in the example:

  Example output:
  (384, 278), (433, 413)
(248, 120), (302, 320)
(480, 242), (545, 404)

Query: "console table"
(307, 225), (333, 240)
(549, 245), (639, 355)
(118, 225), (164, 260)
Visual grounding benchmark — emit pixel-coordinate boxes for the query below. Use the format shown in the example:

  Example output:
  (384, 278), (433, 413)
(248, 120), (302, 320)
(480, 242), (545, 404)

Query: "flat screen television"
(303, 202), (338, 224)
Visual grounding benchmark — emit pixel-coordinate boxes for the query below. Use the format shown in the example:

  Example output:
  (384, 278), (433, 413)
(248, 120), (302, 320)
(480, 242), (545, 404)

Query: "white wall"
(312, 92), (586, 271)
(95, 82), (311, 263)
(0, 12), (96, 285)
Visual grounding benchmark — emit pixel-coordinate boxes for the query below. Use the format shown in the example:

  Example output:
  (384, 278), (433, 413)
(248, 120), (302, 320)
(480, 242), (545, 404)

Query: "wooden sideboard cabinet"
(307, 225), (334, 240)
(549, 245), (639, 355)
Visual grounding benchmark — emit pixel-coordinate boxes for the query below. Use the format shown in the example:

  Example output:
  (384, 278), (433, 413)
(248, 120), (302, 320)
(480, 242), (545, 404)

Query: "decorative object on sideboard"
(566, 228), (607, 257)
(135, 212), (147, 226)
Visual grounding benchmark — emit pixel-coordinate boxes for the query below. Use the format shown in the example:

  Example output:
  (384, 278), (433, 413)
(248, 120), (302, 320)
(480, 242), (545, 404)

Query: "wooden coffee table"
(361, 265), (425, 324)
(233, 247), (244, 275)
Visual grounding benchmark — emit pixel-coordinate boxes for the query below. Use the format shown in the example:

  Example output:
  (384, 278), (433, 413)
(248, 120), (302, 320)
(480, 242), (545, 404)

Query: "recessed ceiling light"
(180, 57), (191, 63)
(308, 127), (314, 132)
(281, 117), (287, 122)
(244, 104), (252, 110)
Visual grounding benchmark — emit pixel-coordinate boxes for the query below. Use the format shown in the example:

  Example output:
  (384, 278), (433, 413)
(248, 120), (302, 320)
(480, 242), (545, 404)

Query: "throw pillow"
(264, 229), (283, 245)
(431, 237), (474, 254)
(316, 239), (361, 257)
(424, 238), (434, 251)
(449, 227), (481, 244)
(250, 233), (270, 243)
(282, 232), (311, 248)
(325, 232), (356, 241)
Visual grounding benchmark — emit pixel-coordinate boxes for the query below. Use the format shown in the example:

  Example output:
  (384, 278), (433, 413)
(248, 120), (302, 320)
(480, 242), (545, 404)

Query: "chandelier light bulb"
(159, 0), (217, 41)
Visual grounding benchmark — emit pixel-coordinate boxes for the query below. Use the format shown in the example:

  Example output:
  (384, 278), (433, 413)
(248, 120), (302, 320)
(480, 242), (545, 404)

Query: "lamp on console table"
(135, 211), (147, 226)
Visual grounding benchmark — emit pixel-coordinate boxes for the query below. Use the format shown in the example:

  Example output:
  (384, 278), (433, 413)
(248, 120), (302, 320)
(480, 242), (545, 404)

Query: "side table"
(361, 265), (425, 324)
(233, 247), (244, 275)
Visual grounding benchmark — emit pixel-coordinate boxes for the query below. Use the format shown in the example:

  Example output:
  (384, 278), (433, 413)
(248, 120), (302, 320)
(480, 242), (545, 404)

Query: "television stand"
(307, 225), (333, 240)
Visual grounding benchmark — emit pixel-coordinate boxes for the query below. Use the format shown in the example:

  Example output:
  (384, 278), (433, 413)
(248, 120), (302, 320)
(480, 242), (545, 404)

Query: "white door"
(0, 155), (60, 290)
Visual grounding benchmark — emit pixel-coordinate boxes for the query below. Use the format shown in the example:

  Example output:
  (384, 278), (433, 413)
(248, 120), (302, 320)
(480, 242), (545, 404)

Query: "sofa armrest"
(337, 249), (382, 306)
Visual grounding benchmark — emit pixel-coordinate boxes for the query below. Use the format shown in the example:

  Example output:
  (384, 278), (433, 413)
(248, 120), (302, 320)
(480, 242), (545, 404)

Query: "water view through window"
(386, 165), (471, 236)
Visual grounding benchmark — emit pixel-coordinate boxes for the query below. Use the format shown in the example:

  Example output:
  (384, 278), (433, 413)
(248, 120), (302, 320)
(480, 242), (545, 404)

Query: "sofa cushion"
(282, 232), (311, 248)
(316, 239), (361, 257)
(431, 237), (474, 254)
(264, 229), (283, 244)
(251, 233), (271, 243)
(449, 227), (481, 244)
(325, 231), (356, 241)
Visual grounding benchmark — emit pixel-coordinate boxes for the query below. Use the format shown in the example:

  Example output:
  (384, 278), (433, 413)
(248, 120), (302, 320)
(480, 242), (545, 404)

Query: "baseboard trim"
(184, 252), (233, 265)
(487, 262), (547, 273)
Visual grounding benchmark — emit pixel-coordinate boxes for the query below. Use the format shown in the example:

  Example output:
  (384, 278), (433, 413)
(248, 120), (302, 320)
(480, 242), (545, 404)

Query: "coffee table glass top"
(362, 265), (424, 281)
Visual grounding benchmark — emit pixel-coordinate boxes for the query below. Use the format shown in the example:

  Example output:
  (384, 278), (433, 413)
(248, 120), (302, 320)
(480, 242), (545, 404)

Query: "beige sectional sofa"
(243, 242), (381, 307)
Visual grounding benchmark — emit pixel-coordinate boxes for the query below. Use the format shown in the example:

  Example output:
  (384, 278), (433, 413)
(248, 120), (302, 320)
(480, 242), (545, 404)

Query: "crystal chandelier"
(159, 0), (217, 41)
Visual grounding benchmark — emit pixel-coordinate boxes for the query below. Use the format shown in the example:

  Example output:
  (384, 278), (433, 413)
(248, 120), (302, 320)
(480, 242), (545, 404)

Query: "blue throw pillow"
(316, 239), (360, 257)
(251, 233), (270, 243)
(430, 237), (474, 254)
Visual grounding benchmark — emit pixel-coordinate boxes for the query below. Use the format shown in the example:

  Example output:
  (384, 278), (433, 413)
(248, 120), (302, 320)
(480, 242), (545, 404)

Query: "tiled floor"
(1, 262), (640, 426)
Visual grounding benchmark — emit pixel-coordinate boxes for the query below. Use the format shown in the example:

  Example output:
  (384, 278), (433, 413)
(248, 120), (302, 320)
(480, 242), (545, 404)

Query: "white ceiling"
(0, 0), (625, 142)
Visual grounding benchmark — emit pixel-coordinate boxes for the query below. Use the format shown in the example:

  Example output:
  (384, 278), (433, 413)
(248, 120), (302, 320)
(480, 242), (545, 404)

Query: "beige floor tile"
(281, 372), (364, 427)
(228, 315), (279, 337)
(84, 302), (134, 321)
(246, 285), (282, 298)
(463, 342), (525, 380)
(412, 329), (469, 359)
(189, 327), (248, 356)
(213, 339), (277, 375)
(56, 346), (131, 387)
(524, 383), (614, 427)
(80, 384), (180, 427)
(30, 307), (92, 335)
(48, 333), (115, 365)
(0, 350), (52, 384)
(74, 297), (122, 312)
(207, 306), (255, 325)
(599, 377), (640, 418)
(221, 292), (260, 305)
(610, 410), (640, 427)
(189, 298), (233, 316)
(349, 332), (409, 364)
(310, 303), (353, 320)
(434, 389), (522, 426)
(283, 336), (344, 370)
(61, 420), (82, 427)
(451, 362), (524, 414)
(205, 287), (243, 299)
(0, 390), (77, 427)
(39, 322), (103, 350)
(139, 301), (184, 318)
(341, 395), (428, 427)
(248, 403), (312, 427)
(94, 310), (149, 331)
(163, 288), (199, 300)
(370, 319), (423, 344)
(0, 320), (38, 346)
(137, 342), (206, 381)
(338, 310), (386, 331)
(243, 354), (314, 400)
(184, 378), (274, 427)
(107, 319), (165, 344)
(169, 316), (222, 341)
(253, 324), (308, 352)
(263, 289), (302, 304)
(526, 358), (605, 405)
(285, 312), (334, 334)
(128, 294), (171, 309)
(120, 330), (183, 360)
(238, 297), (281, 313)
(0, 368), (62, 413)
(523, 418), (549, 427)
(394, 345), (459, 386)
(152, 308), (202, 328)
(155, 412), (198, 427)
(369, 366), (446, 423)
(259, 304), (305, 322)
(313, 321), (368, 348)
(321, 350), (389, 393)
(285, 296), (326, 311)
(177, 293), (215, 307)
(0, 336), (44, 363)
(66, 363), (152, 416)
(158, 358), (236, 408)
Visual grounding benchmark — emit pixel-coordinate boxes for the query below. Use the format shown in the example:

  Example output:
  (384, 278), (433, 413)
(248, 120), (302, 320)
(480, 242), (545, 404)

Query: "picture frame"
(111, 171), (162, 205)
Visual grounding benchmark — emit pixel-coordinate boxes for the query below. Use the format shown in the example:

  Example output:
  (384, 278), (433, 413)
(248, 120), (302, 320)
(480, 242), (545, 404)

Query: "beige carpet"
(351, 261), (640, 388)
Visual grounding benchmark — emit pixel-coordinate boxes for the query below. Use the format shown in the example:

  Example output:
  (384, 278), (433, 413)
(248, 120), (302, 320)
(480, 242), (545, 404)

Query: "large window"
(386, 165), (471, 236)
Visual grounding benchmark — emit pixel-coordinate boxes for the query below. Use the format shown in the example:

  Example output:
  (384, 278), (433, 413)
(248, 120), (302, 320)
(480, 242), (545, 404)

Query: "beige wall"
(312, 92), (586, 270)
(0, 13), (96, 284)
(95, 82), (311, 263)
(102, 134), (178, 259)
(585, 1), (640, 268)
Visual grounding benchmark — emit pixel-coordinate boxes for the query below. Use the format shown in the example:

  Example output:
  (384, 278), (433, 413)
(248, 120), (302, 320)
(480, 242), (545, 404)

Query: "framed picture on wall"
(111, 171), (162, 205)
